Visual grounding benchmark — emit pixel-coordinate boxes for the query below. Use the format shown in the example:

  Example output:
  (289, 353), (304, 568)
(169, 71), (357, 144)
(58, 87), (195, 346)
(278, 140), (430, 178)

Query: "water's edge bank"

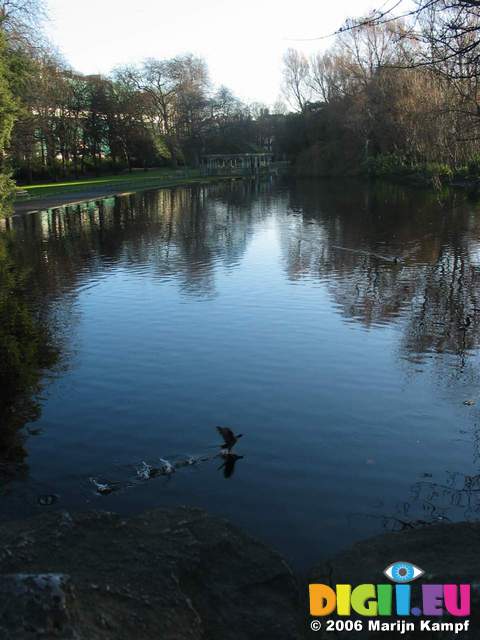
(10, 174), (247, 217)
(2, 507), (479, 639)
(12, 169), (480, 220)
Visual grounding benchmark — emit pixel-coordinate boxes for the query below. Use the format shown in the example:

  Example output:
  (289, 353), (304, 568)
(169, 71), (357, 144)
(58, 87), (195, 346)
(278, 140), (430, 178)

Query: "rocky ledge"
(0, 507), (302, 640)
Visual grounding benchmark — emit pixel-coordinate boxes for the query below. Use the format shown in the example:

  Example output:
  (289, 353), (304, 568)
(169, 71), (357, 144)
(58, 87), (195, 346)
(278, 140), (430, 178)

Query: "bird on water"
(216, 426), (243, 453)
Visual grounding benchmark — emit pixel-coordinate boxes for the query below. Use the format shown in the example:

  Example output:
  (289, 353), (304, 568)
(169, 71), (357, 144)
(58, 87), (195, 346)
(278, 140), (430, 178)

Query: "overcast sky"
(45, 0), (378, 105)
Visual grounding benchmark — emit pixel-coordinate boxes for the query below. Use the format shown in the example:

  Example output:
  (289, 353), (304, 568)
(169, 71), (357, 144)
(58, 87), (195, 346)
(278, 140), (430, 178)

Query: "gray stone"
(0, 507), (302, 640)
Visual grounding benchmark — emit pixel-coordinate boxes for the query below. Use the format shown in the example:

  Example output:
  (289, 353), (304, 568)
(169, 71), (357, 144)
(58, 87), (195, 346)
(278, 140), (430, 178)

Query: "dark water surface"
(2, 178), (480, 571)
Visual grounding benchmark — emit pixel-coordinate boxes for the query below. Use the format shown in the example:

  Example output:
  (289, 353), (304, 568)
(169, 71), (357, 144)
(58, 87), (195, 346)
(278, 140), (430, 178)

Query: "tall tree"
(0, 30), (17, 210)
(282, 48), (311, 112)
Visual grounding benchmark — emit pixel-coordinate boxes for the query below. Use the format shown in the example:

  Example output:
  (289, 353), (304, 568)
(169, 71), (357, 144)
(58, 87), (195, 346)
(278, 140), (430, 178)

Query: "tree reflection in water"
(279, 179), (480, 531)
(3, 178), (480, 533)
(0, 236), (59, 485)
(0, 181), (270, 490)
(281, 179), (480, 365)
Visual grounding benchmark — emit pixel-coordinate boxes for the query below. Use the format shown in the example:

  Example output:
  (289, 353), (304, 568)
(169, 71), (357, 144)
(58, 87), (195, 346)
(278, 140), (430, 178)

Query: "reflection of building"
(201, 153), (273, 176)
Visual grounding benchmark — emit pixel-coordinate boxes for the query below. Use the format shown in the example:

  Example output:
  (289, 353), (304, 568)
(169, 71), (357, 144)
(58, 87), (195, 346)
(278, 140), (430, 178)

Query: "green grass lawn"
(16, 168), (206, 201)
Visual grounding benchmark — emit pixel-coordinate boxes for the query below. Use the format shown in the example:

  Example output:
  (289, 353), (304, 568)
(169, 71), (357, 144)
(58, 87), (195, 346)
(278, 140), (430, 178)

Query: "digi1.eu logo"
(309, 560), (471, 623)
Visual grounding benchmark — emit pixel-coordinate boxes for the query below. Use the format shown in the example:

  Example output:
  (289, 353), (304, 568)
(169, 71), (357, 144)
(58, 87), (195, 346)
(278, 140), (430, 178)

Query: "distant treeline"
(11, 55), (287, 181)
(280, 1), (480, 180)
(2, 0), (480, 211)
(0, 1), (289, 209)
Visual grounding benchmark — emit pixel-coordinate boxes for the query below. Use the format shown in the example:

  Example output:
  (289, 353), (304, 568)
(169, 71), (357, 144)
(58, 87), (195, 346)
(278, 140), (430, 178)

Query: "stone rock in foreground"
(309, 522), (480, 638)
(0, 507), (301, 640)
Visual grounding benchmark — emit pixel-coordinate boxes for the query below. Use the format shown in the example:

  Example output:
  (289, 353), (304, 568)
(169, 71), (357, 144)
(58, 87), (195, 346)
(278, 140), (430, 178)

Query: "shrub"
(0, 172), (15, 217)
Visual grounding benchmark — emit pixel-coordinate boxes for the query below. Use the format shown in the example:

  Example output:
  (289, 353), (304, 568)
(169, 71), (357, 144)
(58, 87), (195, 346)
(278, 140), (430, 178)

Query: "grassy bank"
(16, 168), (207, 201)
(10, 168), (247, 216)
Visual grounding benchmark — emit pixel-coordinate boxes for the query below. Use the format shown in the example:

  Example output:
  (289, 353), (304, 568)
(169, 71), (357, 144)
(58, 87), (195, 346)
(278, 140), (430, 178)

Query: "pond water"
(2, 178), (480, 572)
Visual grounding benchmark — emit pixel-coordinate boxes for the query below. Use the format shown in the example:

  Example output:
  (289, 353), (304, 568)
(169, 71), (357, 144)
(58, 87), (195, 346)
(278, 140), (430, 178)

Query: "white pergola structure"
(202, 153), (273, 175)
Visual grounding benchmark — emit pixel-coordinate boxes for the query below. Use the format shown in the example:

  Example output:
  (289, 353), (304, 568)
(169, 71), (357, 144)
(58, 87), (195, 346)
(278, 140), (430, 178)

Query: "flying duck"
(216, 426), (243, 453)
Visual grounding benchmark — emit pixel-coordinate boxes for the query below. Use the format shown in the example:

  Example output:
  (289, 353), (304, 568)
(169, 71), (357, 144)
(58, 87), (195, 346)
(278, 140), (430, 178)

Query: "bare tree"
(116, 60), (180, 166)
(309, 52), (342, 102)
(0, 0), (46, 48)
(281, 48), (311, 112)
(337, 1), (480, 78)
(116, 55), (210, 167)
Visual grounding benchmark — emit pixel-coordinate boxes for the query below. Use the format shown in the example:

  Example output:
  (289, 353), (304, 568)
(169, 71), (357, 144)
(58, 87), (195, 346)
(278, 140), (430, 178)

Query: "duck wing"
(216, 426), (235, 447)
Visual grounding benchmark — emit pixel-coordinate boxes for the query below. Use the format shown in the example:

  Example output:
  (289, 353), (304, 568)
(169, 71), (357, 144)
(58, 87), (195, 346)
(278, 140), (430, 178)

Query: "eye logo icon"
(384, 562), (425, 584)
